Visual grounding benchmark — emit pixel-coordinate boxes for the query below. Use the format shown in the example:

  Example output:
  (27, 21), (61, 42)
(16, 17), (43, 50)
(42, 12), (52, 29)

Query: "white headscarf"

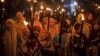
(4, 19), (17, 56)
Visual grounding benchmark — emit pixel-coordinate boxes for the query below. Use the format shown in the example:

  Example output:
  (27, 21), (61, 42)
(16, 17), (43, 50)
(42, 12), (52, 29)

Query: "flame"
(41, 5), (44, 9)
(1, 0), (4, 2)
(23, 20), (28, 26)
(46, 8), (52, 11)
(97, 6), (100, 9)
(27, 0), (31, 2)
(61, 8), (65, 12)
(34, 0), (37, 3)
(74, 1), (77, 6)
(82, 14), (84, 20)
(61, 0), (64, 2)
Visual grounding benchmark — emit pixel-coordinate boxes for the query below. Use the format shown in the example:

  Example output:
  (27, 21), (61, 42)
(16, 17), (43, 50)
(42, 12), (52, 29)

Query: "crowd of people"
(1, 11), (100, 56)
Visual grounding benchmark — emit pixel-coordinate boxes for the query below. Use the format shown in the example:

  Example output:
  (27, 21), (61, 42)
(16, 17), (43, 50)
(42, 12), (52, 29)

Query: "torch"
(33, 0), (37, 13)
(79, 14), (85, 49)
(27, 0), (37, 31)
(80, 14), (85, 35)
(46, 8), (51, 30)
(59, 8), (65, 45)
(97, 5), (100, 21)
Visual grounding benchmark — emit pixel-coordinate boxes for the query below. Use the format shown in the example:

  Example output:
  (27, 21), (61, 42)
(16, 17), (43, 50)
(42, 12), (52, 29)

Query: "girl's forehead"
(7, 21), (12, 24)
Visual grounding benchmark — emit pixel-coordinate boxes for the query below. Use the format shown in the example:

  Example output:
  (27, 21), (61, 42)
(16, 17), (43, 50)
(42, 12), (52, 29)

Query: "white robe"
(4, 28), (17, 56)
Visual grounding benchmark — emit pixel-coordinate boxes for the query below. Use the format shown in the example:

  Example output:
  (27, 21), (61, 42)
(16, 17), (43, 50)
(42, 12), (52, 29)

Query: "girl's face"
(7, 21), (13, 30)
(56, 24), (60, 33)
(49, 18), (55, 27)
(66, 20), (71, 25)
(87, 14), (93, 20)
(44, 17), (48, 24)
(16, 12), (23, 19)
(33, 13), (39, 20)
(94, 23), (99, 30)
(41, 30), (48, 39)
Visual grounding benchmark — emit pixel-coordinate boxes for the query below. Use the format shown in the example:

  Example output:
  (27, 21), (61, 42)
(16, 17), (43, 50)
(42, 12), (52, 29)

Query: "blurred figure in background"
(72, 23), (87, 56)
(15, 12), (29, 56)
(72, 13), (83, 37)
(88, 21), (100, 56)
(16, 12), (26, 29)
(83, 12), (95, 39)
(83, 12), (95, 56)
(53, 21), (68, 56)
(64, 16), (73, 56)
(49, 18), (58, 40)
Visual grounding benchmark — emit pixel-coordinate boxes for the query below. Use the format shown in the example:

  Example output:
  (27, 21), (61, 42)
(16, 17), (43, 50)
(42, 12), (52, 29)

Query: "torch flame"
(61, 0), (64, 2)
(1, 0), (4, 2)
(46, 8), (51, 11)
(97, 6), (100, 9)
(82, 14), (84, 21)
(61, 8), (65, 12)
(24, 20), (28, 26)
(40, 2), (43, 9)
(34, 0), (37, 3)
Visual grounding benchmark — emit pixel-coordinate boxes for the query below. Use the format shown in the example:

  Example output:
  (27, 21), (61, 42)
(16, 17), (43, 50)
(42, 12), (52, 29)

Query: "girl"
(3, 19), (17, 56)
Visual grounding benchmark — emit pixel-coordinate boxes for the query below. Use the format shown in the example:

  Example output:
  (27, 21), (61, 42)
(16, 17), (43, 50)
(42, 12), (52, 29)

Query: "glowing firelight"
(1, 0), (4, 2)
(95, 4), (98, 7)
(46, 8), (52, 11)
(31, 7), (33, 10)
(40, 2), (44, 9)
(81, 9), (84, 12)
(61, 0), (64, 2)
(97, 6), (100, 9)
(81, 14), (85, 21)
(27, 0), (31, 2)
(74, 1), (78, 6)
(34, 0), (37, 3)
(24, 20), (28, 26)
(61, 8), (65, 12)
